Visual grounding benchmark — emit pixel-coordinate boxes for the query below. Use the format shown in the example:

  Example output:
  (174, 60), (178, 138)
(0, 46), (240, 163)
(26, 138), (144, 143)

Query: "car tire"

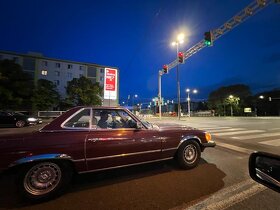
(17, 161), (73, 201)
(15, 120), (26, 128)
(177, 140), (201, 169)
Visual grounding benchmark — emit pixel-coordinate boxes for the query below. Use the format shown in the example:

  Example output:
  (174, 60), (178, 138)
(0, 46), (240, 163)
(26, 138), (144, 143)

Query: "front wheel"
(177, 140), (201, 169)
(18, 161), (72, 201)
(15, 120), (26, 128)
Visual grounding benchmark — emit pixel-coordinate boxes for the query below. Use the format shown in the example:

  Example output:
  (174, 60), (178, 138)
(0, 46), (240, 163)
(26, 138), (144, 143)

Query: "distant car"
(0, 106), (215, 201)
(249, 151), (280, 193)
(0, 111), (42, 128)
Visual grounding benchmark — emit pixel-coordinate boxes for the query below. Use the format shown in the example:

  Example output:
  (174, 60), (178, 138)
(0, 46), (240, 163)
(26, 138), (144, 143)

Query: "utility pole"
(158, 70), (162, 119)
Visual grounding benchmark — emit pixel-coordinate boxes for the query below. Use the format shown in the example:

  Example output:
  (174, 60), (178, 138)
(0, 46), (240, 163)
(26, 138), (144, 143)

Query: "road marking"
(214, 130), (264, 136)
(184, 179), (266, 210)
(210, 128), (246, 133)
(217, 142), (253, 154)
(268, 128), (280, 131)
(232, 132), (280, 140)
(198, 126), (232, 130)
(259, 139), (280, 146)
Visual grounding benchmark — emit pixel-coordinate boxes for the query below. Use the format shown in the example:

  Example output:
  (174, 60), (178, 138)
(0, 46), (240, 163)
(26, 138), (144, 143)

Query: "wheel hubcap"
(183, 145), (197, 164)
(24, 162), (62, 196)
(16, 121), (24, 127)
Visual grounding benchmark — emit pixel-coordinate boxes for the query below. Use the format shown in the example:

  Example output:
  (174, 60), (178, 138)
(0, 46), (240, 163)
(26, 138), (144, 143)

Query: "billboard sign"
(104, 68), (118, 100)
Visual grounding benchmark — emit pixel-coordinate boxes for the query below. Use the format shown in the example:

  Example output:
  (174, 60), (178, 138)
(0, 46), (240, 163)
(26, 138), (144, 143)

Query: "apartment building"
(0, 51), (119, 106)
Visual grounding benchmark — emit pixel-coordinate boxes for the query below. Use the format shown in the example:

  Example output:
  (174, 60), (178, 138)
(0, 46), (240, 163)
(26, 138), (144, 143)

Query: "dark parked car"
(0, 106), (215, 201)
(0, 111), (42, 128)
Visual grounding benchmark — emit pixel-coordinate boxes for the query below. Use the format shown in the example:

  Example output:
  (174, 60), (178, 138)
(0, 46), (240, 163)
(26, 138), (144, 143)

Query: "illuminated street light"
(132, 94), (138, 108)
(259, 95), (264, 99)
(171, 33), (185, 120)
(186, 88), (198, 117)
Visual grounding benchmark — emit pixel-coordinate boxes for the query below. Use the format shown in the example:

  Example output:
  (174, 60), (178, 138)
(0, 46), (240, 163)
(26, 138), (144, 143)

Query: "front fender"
(177, 135), (202, 149)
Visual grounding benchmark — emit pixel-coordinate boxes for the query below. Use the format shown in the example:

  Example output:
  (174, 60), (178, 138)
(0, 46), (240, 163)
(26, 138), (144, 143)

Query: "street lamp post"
(229, 95), (234, 116)
(186, 88), (198, 117)
(132, 94), (138, 111)
(171, 33), (185, 120)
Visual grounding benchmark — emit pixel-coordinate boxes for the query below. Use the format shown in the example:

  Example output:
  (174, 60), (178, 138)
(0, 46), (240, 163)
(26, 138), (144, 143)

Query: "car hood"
(157, 124), (200, 131)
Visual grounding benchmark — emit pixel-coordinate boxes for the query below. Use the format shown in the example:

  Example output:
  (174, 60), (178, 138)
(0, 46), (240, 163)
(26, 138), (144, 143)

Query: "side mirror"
(249, 151), (280, 193)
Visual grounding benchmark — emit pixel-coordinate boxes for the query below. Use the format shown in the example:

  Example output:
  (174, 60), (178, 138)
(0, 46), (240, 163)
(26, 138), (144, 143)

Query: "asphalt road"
(0, 117), (279, 209)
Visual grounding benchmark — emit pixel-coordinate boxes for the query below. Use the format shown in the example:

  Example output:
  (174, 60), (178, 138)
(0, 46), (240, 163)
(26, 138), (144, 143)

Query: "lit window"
(68, 64), (73, 69)
(56, 63), (61, 68)
(41, 70), (48, 75)
(55, 71), (60, 76)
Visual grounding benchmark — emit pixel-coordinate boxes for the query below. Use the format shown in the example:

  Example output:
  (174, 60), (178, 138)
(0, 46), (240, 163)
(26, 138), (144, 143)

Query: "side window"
(94, 109), (137, 129)
(63, 109), (91, 128)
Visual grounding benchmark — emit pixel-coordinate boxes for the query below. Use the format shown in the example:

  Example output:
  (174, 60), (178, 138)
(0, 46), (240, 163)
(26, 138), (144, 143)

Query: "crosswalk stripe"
(198, 127), (232, 130)
(268, 128), (280, 131)
(232, 132), (280, 140)
(259, 139), (280, 146)
(215, 130), (264, 136)
(210, 128), (246, 133)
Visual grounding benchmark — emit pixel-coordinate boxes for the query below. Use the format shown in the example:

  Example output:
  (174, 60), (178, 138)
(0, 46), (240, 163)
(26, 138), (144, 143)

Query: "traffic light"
(163, 64), (168, 74)
(204, 31), (213, 46)
(178, 52), (184, 63)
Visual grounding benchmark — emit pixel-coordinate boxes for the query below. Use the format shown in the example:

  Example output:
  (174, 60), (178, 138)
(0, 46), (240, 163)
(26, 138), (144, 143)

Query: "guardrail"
(38, 111), (65, 118)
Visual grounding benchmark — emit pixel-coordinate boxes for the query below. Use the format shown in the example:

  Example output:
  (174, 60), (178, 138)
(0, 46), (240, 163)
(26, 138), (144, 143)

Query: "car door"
(85, 108), (162, 171)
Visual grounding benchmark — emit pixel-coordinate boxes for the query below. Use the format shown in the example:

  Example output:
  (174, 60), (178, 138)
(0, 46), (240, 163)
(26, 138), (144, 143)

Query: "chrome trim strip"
(79, 157), (173, 174)
(86, 149), (162, 161)
(9, 153), (72, 167)
(162, 147), (177, 152)
(72, 159), (85, 162)
(177, 135), (202, 149)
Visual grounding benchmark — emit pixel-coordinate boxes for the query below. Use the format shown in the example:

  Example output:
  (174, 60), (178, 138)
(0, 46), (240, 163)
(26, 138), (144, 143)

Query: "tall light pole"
(229, 95), (234, 117)
(186, 88), (198, 117)
(171, 33), (184, 120)
(132, 94), (138, 108)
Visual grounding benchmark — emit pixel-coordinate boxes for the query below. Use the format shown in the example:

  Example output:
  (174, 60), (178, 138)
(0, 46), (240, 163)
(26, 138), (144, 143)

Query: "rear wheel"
(18, 161), (72, 201)
(15, 120), (26, 128)
(177, 140), (201, 169)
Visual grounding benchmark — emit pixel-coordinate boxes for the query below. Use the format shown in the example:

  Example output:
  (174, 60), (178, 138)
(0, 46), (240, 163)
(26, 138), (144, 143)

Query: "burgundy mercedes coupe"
(0, 106), (215, 201)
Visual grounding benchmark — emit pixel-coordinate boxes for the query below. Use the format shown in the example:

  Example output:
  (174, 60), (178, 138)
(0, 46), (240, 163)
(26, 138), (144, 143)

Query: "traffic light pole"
(158, 70), (162, 119)
(163, 0), (275, 71)
(176, 44), (181, 120)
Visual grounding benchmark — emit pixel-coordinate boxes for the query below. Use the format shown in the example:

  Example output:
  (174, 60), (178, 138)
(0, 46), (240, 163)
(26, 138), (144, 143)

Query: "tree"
(66, 76), (102, 106)
(208, 84), (251, 116)
(32, 79), (60, 110)
(0, 59), (34, 110)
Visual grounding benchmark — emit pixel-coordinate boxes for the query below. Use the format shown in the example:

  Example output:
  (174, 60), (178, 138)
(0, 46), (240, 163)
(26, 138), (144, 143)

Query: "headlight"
(27, 117), (37, 122)
(205, 132), (212, 142)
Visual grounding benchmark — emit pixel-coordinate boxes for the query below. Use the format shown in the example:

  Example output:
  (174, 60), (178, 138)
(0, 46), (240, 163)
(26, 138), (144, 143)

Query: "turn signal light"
(205, 132), (212, 142)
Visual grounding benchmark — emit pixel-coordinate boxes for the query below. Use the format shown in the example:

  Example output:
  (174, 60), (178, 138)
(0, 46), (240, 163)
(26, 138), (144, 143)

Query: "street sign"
(104, 68), (118, 100)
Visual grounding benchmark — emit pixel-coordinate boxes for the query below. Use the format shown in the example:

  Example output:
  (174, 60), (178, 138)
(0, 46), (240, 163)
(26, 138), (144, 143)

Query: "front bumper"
(202, 140), (216, 147)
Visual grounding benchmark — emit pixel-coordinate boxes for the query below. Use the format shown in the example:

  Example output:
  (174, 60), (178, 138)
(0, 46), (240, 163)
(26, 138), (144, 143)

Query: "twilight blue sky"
(0, 0), (279, 103)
